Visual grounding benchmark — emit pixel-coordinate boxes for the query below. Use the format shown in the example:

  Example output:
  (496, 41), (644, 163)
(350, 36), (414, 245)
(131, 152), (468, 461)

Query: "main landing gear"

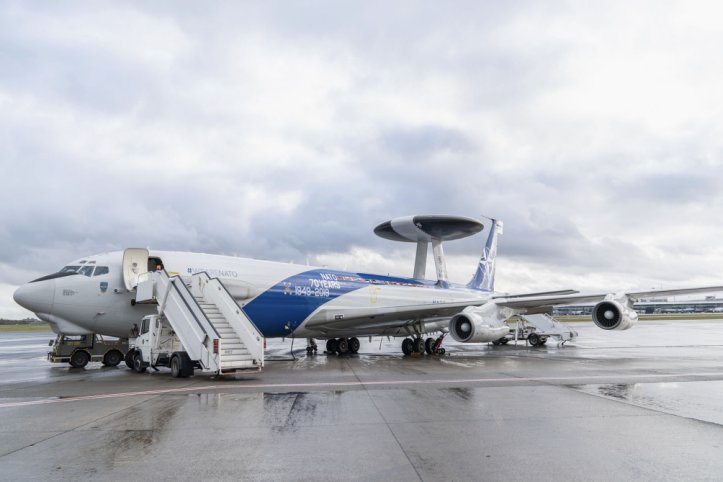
(401, 334), (446, 356)
(324, 337), (361, 355)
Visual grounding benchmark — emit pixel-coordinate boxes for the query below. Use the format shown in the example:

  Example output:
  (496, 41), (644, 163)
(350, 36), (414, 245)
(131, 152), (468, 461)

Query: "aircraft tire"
(401, 338), (413, 356)
(413, 338), (425, 354)
(337, 338), (349, 354)
(424, 338), (435, 354)
(528, 333), (540, 347)
(69, 350), (90, 368)
(103, 350), (123, 367)
(133, 352), (147, 373)
(348, 337), (360, 353)
(326, 339), (334, 352)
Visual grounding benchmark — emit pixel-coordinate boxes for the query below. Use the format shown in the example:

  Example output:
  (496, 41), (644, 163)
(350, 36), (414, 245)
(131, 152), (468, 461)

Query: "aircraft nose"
(13, 280), (55, 313)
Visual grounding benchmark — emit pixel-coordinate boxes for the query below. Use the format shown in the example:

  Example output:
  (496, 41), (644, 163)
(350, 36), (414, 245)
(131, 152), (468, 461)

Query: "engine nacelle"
(449, 304), (513, 343)
(592, 294), (638, 330)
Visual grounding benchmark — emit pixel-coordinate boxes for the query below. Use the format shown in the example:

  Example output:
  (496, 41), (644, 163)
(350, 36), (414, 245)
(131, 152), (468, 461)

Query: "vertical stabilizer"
(467, 219), (503, 291)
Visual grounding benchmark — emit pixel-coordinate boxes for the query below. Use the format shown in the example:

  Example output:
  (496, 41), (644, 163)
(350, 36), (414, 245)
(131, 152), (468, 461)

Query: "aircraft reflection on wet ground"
(2, 320), (723, 481)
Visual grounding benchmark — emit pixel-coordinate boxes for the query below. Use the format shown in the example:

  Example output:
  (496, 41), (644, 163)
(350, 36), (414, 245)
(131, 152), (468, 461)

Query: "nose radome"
(13, 281), (54, 313)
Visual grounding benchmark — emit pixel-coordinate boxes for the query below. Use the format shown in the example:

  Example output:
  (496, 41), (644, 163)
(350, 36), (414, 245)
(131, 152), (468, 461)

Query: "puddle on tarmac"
(571, 380), (723, 426)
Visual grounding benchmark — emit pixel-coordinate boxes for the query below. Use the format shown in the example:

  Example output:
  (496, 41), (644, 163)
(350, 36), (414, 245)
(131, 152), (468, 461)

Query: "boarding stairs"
(135, 271), (264, 374)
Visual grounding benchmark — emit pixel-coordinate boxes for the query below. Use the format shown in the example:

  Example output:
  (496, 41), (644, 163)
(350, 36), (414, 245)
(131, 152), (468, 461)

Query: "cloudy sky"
(2, 1), (722, 318)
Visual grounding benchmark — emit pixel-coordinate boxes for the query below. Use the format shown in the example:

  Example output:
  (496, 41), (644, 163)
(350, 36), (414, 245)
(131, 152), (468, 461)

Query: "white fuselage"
(14, 250), (490, 339)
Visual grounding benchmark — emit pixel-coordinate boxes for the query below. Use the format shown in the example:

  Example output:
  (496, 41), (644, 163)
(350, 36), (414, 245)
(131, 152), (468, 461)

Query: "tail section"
(467, 219), (503, 292)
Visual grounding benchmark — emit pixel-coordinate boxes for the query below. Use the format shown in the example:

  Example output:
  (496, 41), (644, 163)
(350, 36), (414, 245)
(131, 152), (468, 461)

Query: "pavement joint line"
(2, 371), (723, 409)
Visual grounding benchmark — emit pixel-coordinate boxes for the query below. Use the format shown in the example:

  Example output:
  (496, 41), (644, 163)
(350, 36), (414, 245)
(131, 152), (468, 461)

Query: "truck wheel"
(70, 350), (90, 368)
(170, 356), (182, 378)
(133, 352), (147, 373)
(103, 350), (123, 367)
(178, 352), (194, 377)
(124, 349), (135, 369)
(528, 333), (540, 346)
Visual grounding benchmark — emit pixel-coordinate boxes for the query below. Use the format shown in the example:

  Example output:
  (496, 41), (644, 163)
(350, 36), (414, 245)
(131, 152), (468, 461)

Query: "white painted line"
(2, 371), (723, 409)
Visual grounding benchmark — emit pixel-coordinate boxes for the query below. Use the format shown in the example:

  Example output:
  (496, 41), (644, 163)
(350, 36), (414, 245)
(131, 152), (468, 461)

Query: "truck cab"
(128, 314), (195, 377)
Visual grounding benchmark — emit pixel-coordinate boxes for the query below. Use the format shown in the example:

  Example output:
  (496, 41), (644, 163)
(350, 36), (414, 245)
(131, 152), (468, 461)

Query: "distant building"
(554, 298), (723, 315)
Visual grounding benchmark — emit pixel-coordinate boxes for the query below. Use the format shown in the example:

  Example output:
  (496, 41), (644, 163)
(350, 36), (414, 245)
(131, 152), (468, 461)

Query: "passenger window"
(141, 319), (149, 334)
(93, 266), (109, 276)
(79, 266), (94, 277)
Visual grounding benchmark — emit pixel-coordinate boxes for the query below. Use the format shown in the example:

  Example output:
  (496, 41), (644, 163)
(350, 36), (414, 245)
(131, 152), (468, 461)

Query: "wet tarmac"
(2, 320), (723, 481)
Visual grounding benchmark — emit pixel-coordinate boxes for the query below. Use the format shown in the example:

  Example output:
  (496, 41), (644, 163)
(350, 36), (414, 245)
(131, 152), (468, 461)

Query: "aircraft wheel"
(413, 338), (425, 354)
(500, 338), (509, 345)
(69, 350), (90, 368)
(424, 337), (435, 354)
(337, 338), (349, 354)
(133, 352), (147, 373)
(492, 339), (501, 346)
(528, 333), (541, 347)
(401, 338), (413, 356)
(170, 355), (182, 378)
(103, 350), (123, 367)
(348, 337), (360, 354)
(326, 339), (335, 352)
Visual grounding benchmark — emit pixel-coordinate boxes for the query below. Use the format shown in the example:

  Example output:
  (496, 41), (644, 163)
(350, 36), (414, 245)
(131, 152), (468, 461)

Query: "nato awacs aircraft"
(13, 215), (723, 365)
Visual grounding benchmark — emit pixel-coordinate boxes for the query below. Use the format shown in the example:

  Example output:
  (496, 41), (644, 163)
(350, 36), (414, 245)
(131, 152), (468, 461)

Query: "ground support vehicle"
(126, 270), (264, 377)
(491, 313), (578, 347)
(48, 334), (128, 368)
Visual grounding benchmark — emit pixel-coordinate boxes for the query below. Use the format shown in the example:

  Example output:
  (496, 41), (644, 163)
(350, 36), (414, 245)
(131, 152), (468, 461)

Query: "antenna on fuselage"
(373, 215), (484, 285)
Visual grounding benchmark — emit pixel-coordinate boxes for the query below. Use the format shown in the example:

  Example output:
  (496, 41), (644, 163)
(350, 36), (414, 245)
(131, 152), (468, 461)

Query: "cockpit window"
(93, 266), (109, 276)
(59, 266), (81, 273)
(31, 270), (80, 283)
(79, 266), (94, 277)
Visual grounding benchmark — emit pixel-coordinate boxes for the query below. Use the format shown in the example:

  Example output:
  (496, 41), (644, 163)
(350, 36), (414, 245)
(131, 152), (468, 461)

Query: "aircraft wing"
(493, 285), (723, 310)
(304, 285), (723, 334)
(304, 300), (486, 334)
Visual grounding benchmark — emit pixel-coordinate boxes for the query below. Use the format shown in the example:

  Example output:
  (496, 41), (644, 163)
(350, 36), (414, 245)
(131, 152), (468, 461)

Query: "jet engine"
(592, 294), (638, 330)
(449, 304), (513, 343)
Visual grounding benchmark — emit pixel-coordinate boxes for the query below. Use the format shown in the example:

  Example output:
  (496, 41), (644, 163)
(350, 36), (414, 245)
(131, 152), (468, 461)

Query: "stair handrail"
(150, 270), (220, 368)
(192, 272), (264, 367)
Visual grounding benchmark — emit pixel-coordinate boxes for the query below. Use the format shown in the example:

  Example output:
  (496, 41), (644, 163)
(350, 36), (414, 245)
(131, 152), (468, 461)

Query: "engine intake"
(592, 296), (638, 330)
(449, 304), (512, 343)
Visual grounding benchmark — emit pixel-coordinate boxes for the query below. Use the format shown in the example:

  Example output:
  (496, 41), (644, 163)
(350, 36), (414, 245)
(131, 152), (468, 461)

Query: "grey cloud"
(2, 1), (723, 317)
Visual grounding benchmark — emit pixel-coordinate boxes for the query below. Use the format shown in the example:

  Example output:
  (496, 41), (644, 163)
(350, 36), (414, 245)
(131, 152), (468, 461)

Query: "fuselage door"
(122, 248), (150, 291)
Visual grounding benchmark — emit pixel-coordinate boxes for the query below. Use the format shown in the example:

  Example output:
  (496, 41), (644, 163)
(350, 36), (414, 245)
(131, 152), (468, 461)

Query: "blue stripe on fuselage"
(241, 269), (435, 337)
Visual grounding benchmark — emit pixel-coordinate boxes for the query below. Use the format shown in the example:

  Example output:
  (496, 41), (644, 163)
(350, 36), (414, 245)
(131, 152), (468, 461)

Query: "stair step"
(220, 362), (259, 372)
(220, 354), (254, 363)
(220, 347), (250, 355)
